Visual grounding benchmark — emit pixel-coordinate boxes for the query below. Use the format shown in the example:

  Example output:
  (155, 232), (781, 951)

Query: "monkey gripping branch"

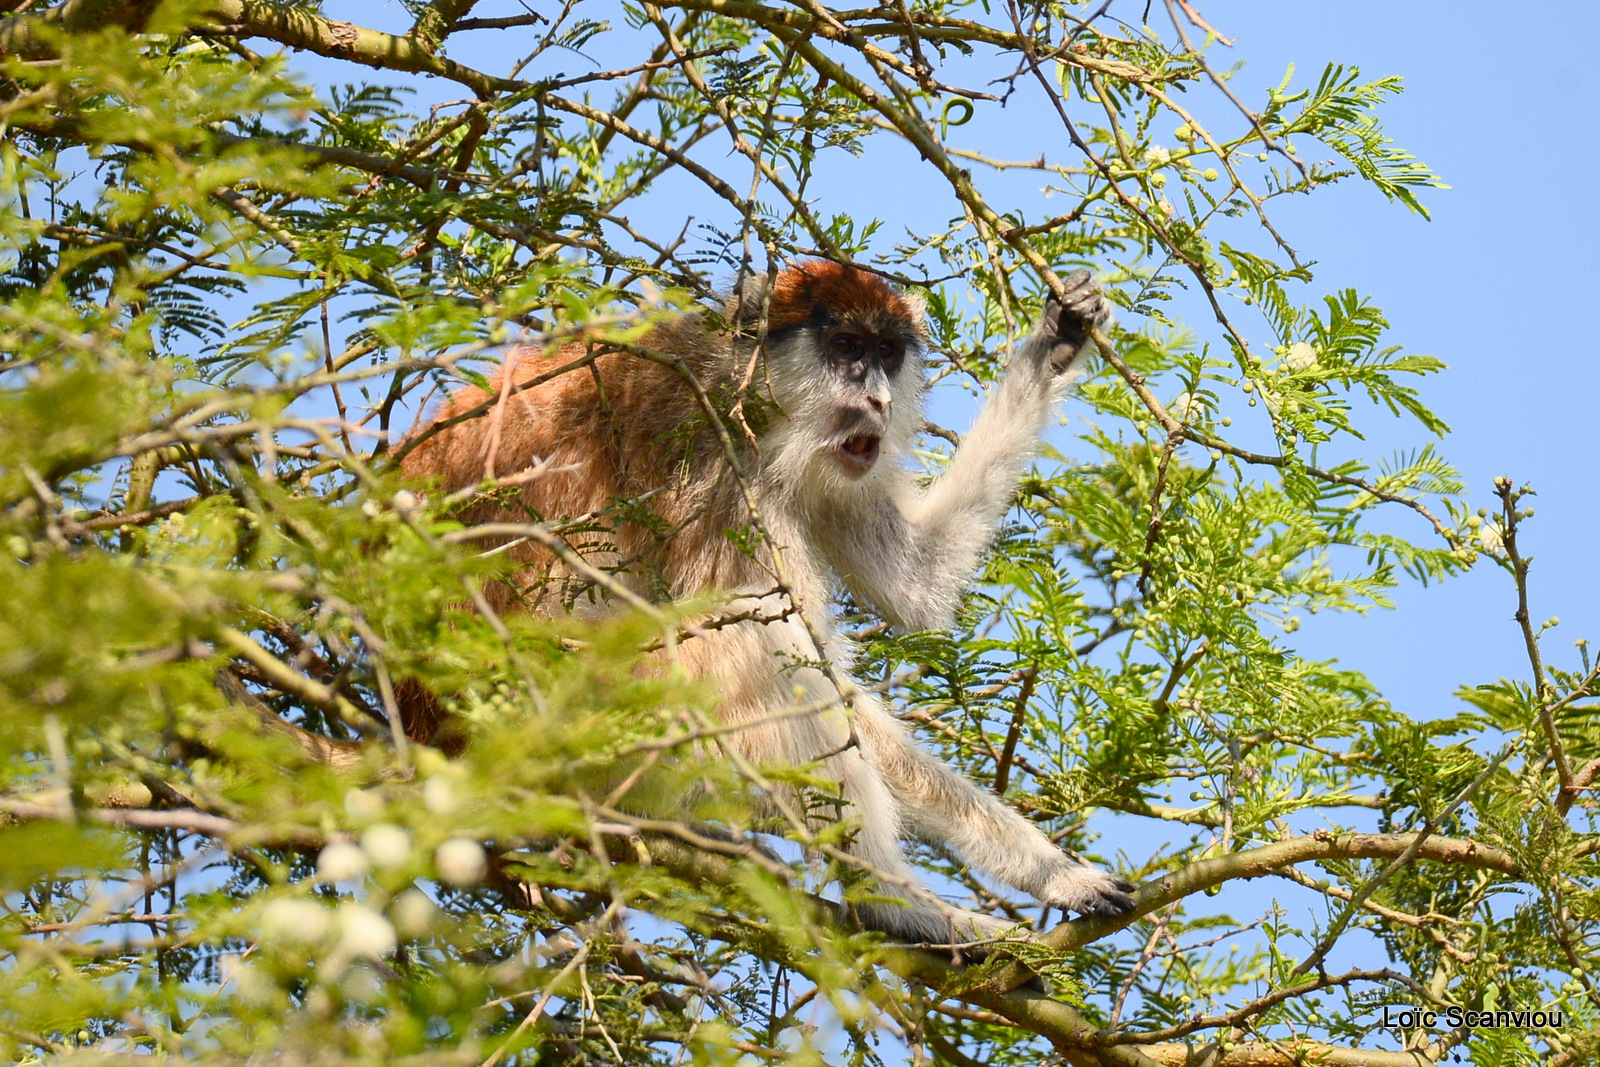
(0, 1), (1595, 1065)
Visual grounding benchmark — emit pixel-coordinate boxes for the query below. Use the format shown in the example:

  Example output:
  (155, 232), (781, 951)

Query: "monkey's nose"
(866, 394), (890, 415)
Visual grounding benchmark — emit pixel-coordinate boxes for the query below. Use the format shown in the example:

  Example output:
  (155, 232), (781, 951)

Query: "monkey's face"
(817, 325), (906, 478)
(761, 319), (924, 491)
(732, 261), (929, 491)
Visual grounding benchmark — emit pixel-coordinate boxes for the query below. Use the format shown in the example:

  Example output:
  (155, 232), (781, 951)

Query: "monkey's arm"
(834, 271), (1110, 631)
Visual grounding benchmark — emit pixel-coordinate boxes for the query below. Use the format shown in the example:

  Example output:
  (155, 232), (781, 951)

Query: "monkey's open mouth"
(837, 434), (882, 473)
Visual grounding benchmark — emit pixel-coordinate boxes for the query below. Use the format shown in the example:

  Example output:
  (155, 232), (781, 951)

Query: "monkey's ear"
(896, 289), (929, 340)
(724, 270), (774, 329)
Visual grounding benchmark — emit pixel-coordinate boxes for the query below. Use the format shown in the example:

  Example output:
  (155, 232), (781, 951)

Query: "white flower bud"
(316, 841), (369, 883)
(336, 904), (396, 959)
(1172, 391), (1201, 422)
(342, 963), (383, 1004)
(344, 789), (383, 823)
(1283, 341), (1318, 372)
(221, 956), (272, 1003)
(360, 823), (412, 869)
(391, 489), (418, 511)
(435, 837), (487, 886)
(423, 776), (458, 815)
(392, 889), (438, 937)
(260, 898), (331, 943)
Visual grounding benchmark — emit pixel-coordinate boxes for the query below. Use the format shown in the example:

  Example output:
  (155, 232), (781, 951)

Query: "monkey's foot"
(1040, 861), (1137, 918)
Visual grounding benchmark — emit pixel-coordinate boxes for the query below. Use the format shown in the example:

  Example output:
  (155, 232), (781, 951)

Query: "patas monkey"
(400, 262), (1134, 940)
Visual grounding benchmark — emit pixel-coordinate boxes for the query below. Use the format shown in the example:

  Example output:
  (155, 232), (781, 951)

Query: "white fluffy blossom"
(221, 955), (273, 1003)
(336, 904), (397, 959)
(1283, 341), (1318, 372)
(423, 776), (459, 815)
(435, 837), (487, 886)
(392, 889), (439, 937)
(360, 823), (412, 869)
(1144, 144), (1171, 165)
(344, 788), (383, 822)
(260, 898), (331, 943)
(1172, 391), (1202, 422)
(1478, 525), (1504, 553)
(316, 841), (369, 883)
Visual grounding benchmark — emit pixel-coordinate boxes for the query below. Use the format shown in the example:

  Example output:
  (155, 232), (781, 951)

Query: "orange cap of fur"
(756, 261), (928, 343)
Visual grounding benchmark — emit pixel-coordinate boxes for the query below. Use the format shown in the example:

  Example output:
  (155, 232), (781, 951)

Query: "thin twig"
(1289, 738), (1517, 978)
(1494, 478), (1575, 810)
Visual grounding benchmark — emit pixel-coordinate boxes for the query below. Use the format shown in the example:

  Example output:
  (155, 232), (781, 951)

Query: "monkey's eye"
(829, 334), (864, 359)
(877, 339), (904, 373)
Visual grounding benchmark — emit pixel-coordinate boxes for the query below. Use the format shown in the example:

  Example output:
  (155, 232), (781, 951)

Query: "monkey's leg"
(828, 747), (1010, 945)
(852, 697), (1135, 918)
(706, 625), (1017, 944)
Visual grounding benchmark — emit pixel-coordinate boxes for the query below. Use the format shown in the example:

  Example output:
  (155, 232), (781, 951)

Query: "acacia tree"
(0, 0), (1595, 1064)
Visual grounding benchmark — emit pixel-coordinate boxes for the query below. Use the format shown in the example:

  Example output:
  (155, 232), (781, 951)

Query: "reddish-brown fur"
(762, 261), (921, 335)
(395, 277), (799, 743)
(402, 323), (736, 596)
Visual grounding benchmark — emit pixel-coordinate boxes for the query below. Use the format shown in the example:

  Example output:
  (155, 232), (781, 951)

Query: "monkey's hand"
(1028, 268), (1114, 376)
(1040, 858), (1137, 919)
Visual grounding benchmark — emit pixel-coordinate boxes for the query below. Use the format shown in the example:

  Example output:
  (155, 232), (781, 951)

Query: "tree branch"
(975, 830), (1522, 998)
(213, 0), (512, 96)
(0, 0), (163, 58)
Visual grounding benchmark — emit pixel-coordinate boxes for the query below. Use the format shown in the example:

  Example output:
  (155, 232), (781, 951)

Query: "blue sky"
(1152, 2), (1600, 720)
